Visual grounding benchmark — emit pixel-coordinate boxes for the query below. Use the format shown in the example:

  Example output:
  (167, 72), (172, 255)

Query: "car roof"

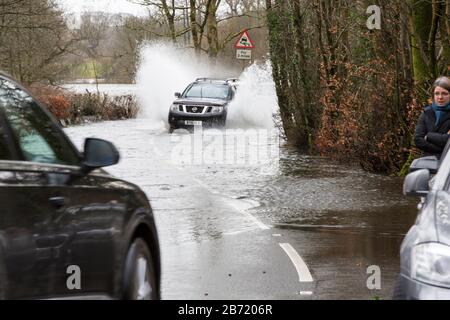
(193, 77), (238, 86)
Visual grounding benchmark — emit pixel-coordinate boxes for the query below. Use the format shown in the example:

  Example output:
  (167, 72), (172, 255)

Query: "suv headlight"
(411, 242), (450, 287)
(211, 106), (223, 114)
(171, 104), (181, 112)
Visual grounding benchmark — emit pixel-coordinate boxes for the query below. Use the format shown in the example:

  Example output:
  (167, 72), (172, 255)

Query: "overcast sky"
(58, 0), (147, 16)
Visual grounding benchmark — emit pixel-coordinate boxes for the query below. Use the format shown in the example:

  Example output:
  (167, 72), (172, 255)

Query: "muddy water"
(66, 119), (418, 238)
(62, 75), (418, 239)
(60, 60), (420, 299)
(262, 149), (417, 234)
(64, 119), (420, 299)
(61, 55), (422, 298)
(185, 141), (419, 235)
(161, 128), (419, 299)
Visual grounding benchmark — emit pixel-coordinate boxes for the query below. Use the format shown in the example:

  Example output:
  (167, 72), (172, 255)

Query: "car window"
(0, 78), (79, 165)
(184, 84), (230, 99)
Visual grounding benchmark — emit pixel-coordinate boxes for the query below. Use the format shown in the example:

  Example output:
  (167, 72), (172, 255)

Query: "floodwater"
(64, 118), (418, 299)
(61, 83), (138, 96)
(61, 50), (419, 298)
(184, 143), (417, 233)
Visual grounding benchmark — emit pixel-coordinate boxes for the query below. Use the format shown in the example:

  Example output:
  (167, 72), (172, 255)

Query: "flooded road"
(64, 118), (418, 299)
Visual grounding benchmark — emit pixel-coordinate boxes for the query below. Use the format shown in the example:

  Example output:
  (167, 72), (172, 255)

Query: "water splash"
(227, 60), (278, 129)
(135, 41), (278, 129)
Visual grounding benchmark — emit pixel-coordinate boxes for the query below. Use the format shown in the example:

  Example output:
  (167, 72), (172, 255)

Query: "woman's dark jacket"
(414, 106), (450, 157)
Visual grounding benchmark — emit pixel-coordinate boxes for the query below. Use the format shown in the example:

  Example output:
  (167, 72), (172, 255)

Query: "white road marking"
(279, 243), (313, 282)
(272, 234), (282, 237)
(300, 291), (313, 295)
(159, 156), (270, 231)
(235, 208), (270, 230)
(191, 177), (270, 231)
(223, 227), (259, 236)
(192, 177), (220, 195)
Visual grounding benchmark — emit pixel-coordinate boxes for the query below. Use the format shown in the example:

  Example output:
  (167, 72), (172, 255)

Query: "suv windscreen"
(183, 83), (230, 99)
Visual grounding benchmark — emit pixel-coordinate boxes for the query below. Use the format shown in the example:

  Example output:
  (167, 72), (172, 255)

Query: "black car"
(0, 72), (160, 300)
(168, 78), (238, 133)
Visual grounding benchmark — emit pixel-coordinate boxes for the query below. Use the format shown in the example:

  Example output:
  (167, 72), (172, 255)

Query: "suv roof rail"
(195, 77), (224, 82)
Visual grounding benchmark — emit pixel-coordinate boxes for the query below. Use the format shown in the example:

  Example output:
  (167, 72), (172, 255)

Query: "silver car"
(394, 142), (450, 299)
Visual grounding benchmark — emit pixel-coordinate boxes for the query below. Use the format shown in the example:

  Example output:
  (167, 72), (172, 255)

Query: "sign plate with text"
(236, 49), (252, 60)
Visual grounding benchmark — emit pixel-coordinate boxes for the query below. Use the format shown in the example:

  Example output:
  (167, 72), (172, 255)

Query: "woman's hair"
(432, 76), (450, 93)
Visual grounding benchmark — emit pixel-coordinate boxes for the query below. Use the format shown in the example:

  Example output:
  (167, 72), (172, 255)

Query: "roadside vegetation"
(266, 0), (449, 174)
(30, 85), (139, 125)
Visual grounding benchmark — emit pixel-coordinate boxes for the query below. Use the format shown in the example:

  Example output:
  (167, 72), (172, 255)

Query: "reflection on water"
(261, 154), (419, 299)
(288, 227), (405, 299)
(65, 118), (420, 298)
(260, 148), (418, 234)
(65, 118), (419, 240)
(193, 144), (419, 238)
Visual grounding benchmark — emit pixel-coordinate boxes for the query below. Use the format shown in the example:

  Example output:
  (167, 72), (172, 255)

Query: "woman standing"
(414, 76), (450, 157)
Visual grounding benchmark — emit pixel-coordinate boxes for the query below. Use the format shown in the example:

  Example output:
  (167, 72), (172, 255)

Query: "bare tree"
(131, 0), (184, 42)
(0, 0), (77, 84)
(129, 0), (264, 61)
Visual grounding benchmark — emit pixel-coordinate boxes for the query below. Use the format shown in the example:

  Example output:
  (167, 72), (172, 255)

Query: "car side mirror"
(82, 138), (120, 173)
(175, 92), (181, 98)
(409, 156), (438, 174)
(403, 169), (430, 197)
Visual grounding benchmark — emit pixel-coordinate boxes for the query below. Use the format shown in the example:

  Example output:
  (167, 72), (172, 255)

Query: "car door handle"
(49, 196), (67, 209)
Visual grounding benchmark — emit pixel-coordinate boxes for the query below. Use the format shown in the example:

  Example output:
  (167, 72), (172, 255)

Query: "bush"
(29, 85), (139, 125)
(68, 92), (139, 122)
(314, 59), (416, 174)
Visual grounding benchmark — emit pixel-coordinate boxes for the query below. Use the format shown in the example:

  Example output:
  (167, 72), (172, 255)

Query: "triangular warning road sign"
(234, 31), (255, 49)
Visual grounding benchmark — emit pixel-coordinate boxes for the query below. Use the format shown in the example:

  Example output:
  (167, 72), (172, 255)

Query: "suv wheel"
(123, 238), (157, 300)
